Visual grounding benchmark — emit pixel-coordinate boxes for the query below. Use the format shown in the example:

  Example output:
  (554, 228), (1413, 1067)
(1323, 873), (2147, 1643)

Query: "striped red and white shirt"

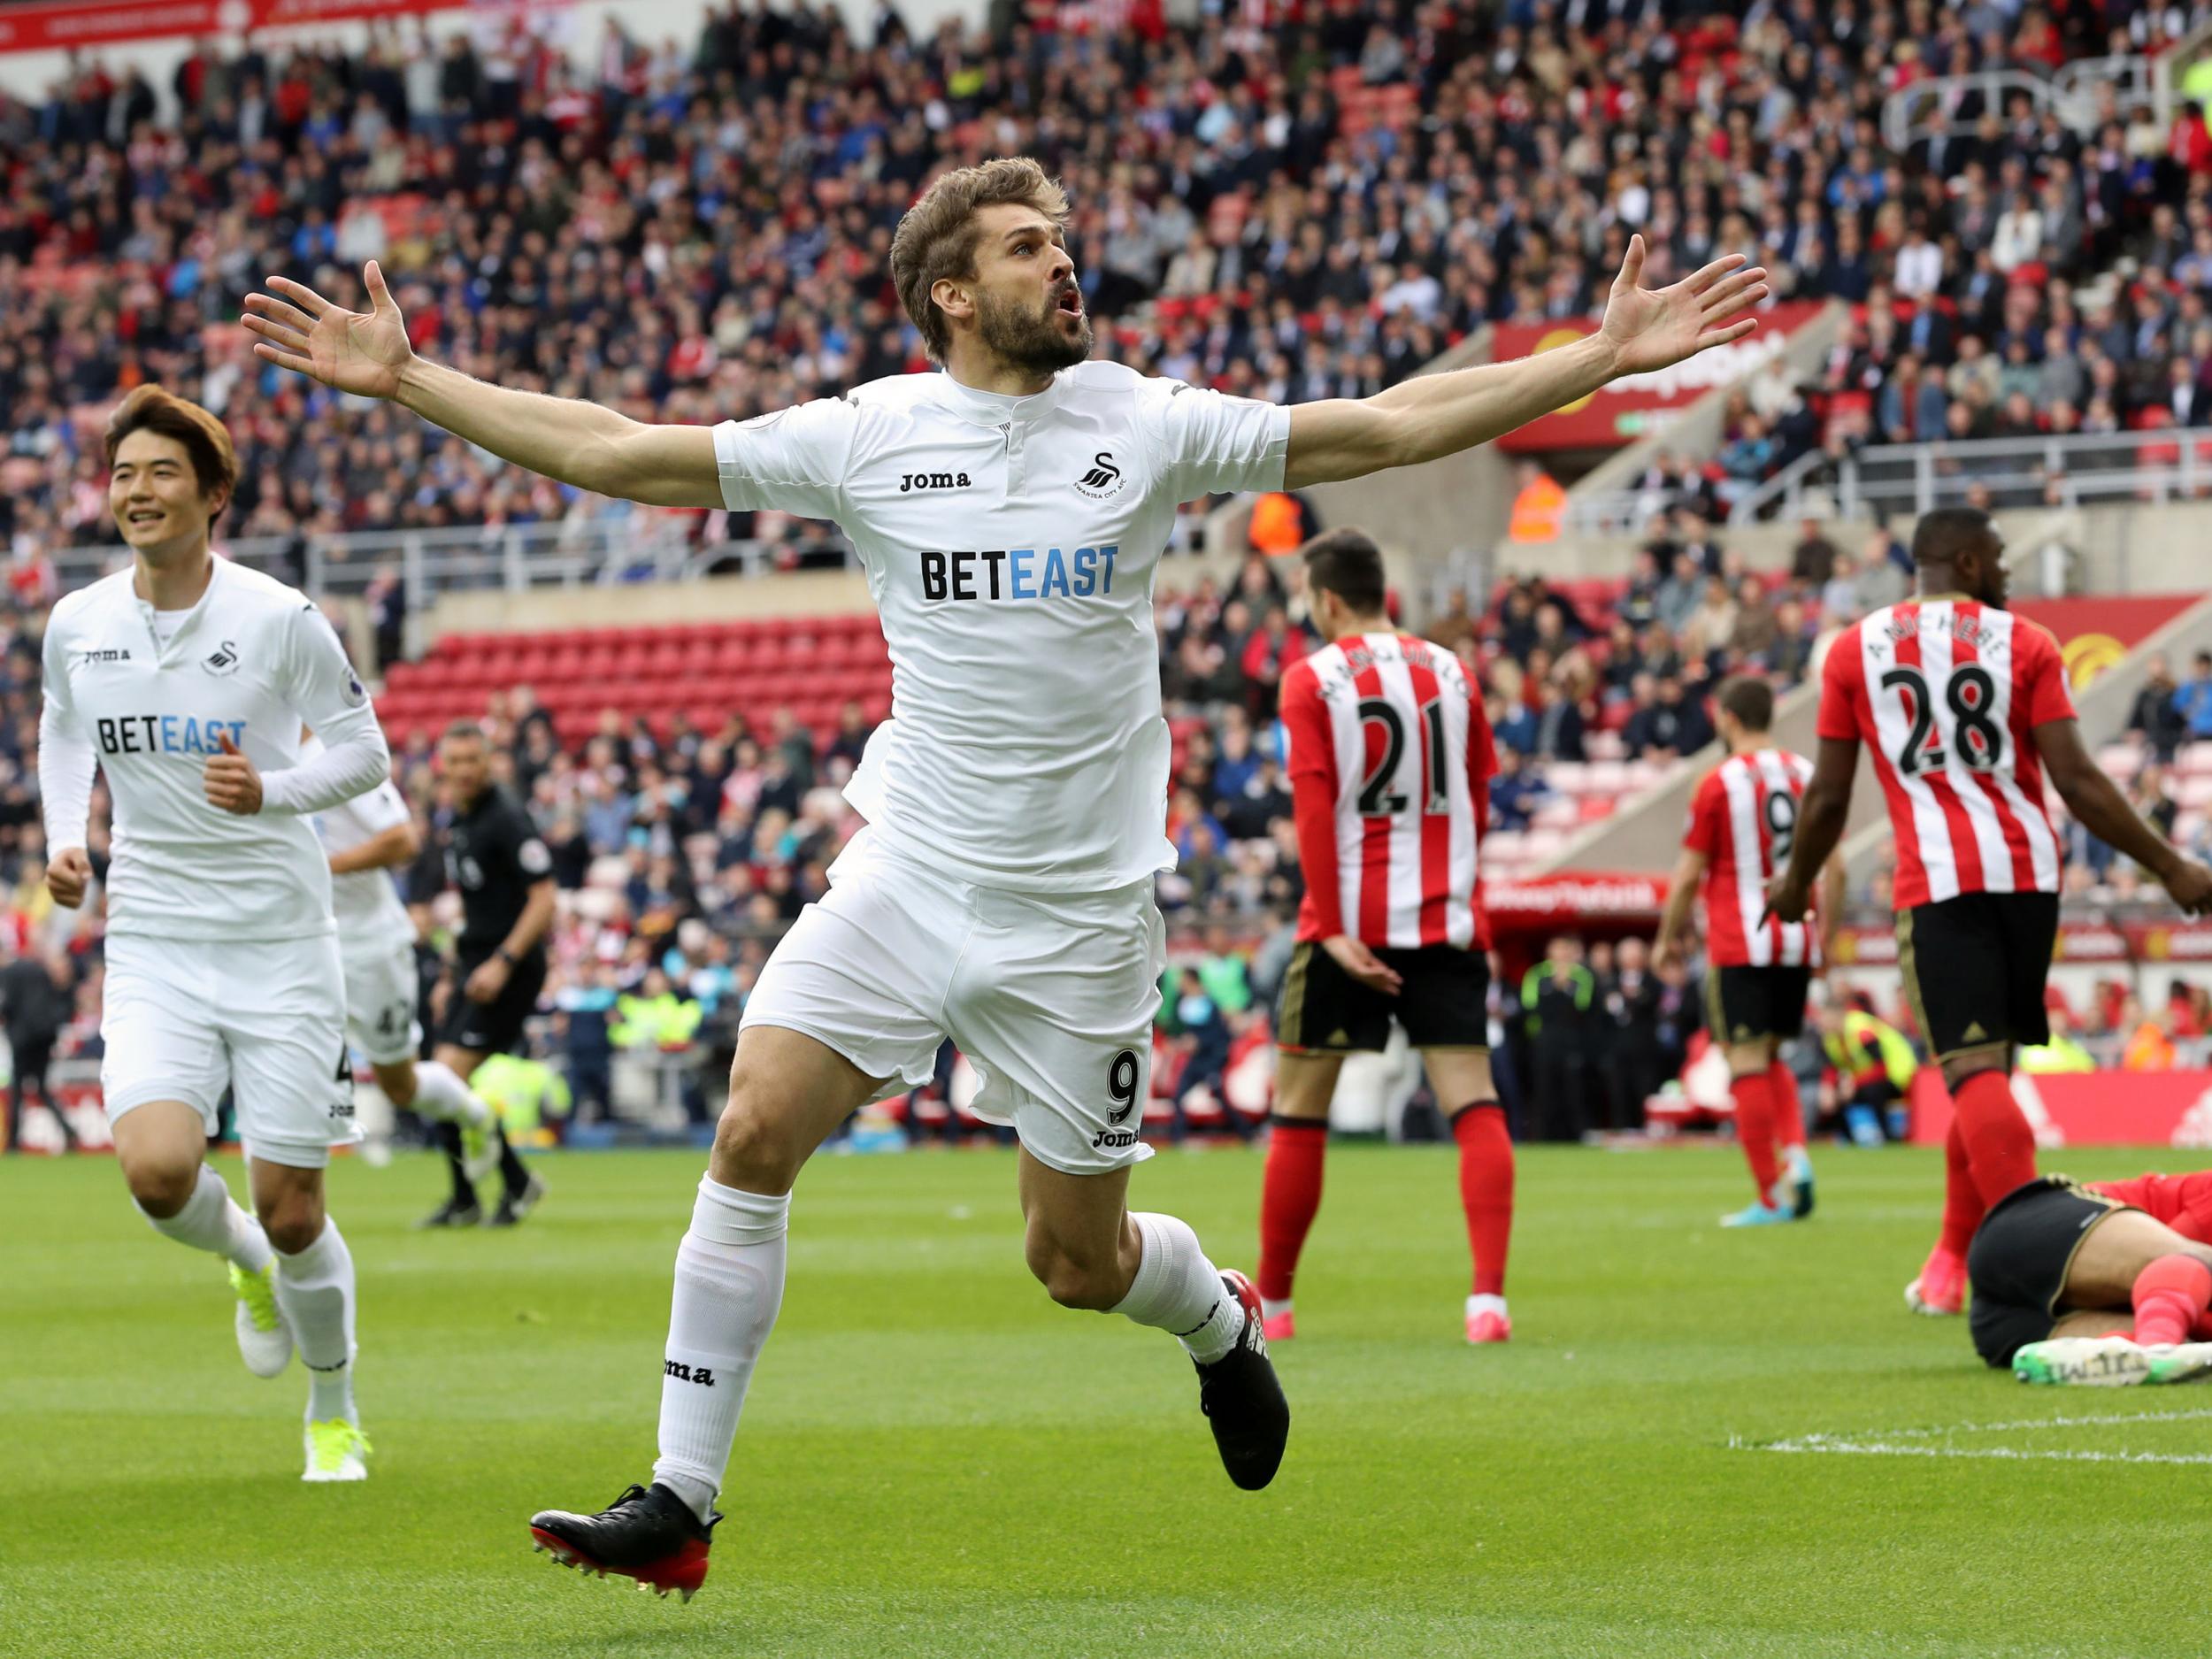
(1686, 747), (1819, 968)
(1280, 631), (1494, 950)
(1817, 597), (2073, 910)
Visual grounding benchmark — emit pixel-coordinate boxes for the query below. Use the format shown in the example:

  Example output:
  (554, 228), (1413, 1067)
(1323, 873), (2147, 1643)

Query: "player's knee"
(711, 1086), (805, 1188)
(374, 1063), (417, 1108)
(120, 1155), (198, 1218)
(261, 1193), (326, 1256)
(1024, 1227), (1124, 1311)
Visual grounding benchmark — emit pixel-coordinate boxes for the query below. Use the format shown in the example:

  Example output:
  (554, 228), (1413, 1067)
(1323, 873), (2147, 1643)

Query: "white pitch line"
(1798, 1405), (2212, 1441)
(1736, 1404), (2212, 1465)
(1763, 1439), (2212, 1466)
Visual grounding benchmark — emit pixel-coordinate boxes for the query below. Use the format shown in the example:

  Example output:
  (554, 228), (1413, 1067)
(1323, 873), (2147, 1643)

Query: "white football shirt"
(308, 739), (418, 958)
(711, 360), (1290, 890)
(40, 560), (391, 941)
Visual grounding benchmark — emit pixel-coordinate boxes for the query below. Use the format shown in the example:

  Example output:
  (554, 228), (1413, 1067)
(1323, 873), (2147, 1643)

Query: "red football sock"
(1256, 1118), (1327, 1303)
(1767, 1061), (1805, 1151)
(1936, 1119), (1985, 1261)
(2132, 1255), (2212, 1348)
(1952, 1069), (2038, 1207)
(1452, 1102), (1515, 1296)
(1731, 1072), (1781, 1203)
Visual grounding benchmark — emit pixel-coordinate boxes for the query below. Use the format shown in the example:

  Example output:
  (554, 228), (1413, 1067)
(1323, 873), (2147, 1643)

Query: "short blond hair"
(889, 157), (1071, 364)
(104, 384), (238, 511)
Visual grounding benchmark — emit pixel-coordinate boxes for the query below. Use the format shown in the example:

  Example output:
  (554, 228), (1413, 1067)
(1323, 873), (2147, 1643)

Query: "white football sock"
(1111, 1211), (1243, 1365)
(1466, 1292), (1509, 1319)
(652, 1176), (788, 1524)
(137, 1164), (273, 1274)
(1261, 1296), (1293, 1322)
(275, 1218), (358, 1425)
(411, 1060), (492, 1130)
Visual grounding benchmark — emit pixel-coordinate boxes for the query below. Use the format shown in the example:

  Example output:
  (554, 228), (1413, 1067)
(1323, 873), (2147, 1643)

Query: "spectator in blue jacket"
(1489, 747), (1553, 832)
(2177, 652), (2212, 740)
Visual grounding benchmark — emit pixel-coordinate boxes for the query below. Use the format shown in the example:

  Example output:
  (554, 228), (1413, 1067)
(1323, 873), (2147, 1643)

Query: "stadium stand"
(9, 0), (2212, 1152)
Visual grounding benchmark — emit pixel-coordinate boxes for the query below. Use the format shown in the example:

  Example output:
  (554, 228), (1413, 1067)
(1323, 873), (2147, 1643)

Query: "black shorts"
(441, 949), (547, 1058)
(1898, 891), (2059, 1060)
(1965, 1175), (2131, 1368)
(1275, 941), (1488, 1054)
(1703, 965), (1811, 1047)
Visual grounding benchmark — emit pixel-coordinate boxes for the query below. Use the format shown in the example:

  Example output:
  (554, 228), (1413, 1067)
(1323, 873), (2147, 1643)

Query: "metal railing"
(50, 518), (860, 635)
(1560, 488), (1677, 537)
(1881, 55), (2161, 151)
(1726, 430), (2212, 525)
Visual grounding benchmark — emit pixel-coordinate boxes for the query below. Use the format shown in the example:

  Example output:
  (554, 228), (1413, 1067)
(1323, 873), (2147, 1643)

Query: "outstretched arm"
(1283, 238), (1770, 488)
(245, 262), (720, 508)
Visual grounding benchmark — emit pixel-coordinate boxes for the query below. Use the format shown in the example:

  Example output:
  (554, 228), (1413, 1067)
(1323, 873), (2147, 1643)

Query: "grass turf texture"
(5, 1143), (2208, 1658)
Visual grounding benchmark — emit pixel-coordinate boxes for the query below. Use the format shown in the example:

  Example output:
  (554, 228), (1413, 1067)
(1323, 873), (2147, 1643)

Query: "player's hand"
(1650, 935), (1678, 976)
(203, 733), (264, 815)
(243, 260), (413, 401)
(1600, 238), (1770, 378)
(1323, 934), (1402, 995)
(46, 846), (91, 909)
(1763, 872), (1810, 926)
(465, 956), (511, 1003)
(2160, 856), (2212, 917)
(429, 975), (452, 1025)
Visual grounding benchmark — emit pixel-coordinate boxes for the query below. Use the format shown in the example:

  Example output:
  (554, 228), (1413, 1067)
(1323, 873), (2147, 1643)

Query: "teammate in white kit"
(245, 157), (1769, 1594)
(309, 741), (503, 1194)
(39, 387), (391, 1481)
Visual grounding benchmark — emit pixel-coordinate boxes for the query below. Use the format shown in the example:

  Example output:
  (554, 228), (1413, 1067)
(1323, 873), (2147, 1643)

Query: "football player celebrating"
(250, 157), (1767, 1597)
(41, 388), (390, 1480)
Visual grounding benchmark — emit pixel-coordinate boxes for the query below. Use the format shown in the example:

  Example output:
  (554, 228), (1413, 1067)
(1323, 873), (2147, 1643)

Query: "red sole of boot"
(529, 1527), (710, 1600)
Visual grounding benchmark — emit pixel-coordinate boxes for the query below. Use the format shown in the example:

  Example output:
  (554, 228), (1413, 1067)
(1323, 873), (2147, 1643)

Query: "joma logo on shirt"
(899, 471), (972, 493)
(920, 546), (1119, 602)
(78, 648), (131, 664)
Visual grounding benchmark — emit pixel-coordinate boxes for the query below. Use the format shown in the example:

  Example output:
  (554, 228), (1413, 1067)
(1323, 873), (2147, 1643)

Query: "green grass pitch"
(6, 1141), (2208, 1658)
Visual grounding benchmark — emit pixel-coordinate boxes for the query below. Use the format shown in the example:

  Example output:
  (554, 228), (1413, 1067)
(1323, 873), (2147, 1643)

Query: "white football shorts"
(101, 932), (357, 1169)
(741, 827), (1164, 1175)
(342, 933), (423, 1066)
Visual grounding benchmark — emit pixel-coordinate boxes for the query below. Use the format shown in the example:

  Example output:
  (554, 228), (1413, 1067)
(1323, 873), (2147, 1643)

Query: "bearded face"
(974, 279), (1093, 377)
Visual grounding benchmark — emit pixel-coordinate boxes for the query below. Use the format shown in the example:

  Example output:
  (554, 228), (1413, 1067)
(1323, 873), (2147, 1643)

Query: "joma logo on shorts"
(664, 1360), (716, 1386)
(899, 472), (971, 493)
(1091, 1127), (1139, 1149)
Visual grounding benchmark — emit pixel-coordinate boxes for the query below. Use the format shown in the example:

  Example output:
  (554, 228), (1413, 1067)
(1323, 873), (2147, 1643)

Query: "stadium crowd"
(3, 0), (2209, 560)
(4, 0), (2212, 1145)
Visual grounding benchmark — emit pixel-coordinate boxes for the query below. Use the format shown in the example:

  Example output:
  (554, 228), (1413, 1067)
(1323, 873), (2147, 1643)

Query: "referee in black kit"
(415, 720), (550, 1227)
